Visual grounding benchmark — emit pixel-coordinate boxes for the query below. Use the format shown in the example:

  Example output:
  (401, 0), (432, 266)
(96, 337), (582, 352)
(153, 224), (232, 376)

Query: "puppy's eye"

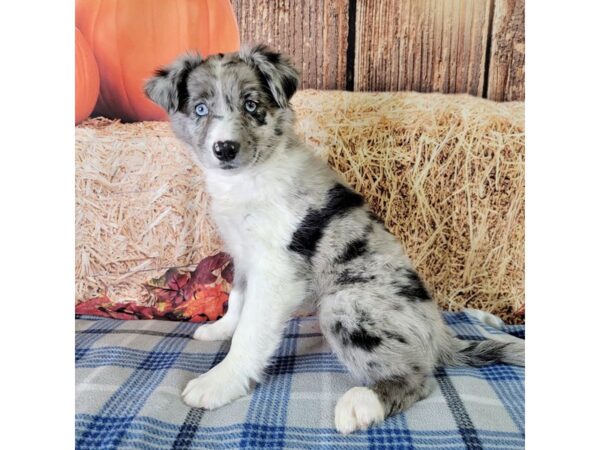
(245, 100), (257, 113)
(195, 103), (209, 117)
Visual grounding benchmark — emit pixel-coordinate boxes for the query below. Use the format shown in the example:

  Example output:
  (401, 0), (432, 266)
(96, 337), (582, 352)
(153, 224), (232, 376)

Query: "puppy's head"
(145, 45), (299, 172)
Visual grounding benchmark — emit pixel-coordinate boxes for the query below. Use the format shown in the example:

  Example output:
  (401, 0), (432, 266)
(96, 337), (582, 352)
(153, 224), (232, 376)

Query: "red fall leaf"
(76, 253), (234, 322)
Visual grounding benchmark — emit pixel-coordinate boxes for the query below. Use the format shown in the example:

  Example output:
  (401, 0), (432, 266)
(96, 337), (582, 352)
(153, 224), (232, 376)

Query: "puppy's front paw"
(193, 320), (235, 341)
(182, 363), (250, 409)
(335, 387), (385, 434)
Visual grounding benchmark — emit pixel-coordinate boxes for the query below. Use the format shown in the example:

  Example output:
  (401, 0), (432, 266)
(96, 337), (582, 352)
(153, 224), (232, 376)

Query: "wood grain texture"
(229, 0), (524, 100)
(354, 0), (492, 95)
(486, 0), (525, 101)
(230, 0), (349, 90)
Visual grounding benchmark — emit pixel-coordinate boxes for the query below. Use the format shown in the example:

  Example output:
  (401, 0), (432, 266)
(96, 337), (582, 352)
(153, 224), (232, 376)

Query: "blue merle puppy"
(145, 44), (525, 434)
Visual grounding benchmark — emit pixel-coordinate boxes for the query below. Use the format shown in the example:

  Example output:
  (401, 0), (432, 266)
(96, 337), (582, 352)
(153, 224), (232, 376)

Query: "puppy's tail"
(439, 336), (525, 367)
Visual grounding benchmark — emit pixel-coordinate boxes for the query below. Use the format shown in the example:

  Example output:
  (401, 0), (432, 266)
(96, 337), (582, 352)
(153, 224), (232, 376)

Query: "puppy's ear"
(144, 53), (203, 113)
(240, 44), (299, 108)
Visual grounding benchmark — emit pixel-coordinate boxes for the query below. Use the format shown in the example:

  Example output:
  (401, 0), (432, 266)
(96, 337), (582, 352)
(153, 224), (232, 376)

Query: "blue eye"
(245, 100), (257, 113)
(195, 103), (208, 116)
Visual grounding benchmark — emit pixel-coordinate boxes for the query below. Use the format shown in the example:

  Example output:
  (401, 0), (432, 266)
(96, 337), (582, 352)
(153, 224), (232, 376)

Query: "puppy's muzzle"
(213, 140), (240, 162)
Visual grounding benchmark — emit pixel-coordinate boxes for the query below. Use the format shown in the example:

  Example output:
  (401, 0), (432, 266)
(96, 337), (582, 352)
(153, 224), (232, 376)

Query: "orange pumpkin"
(75, 28), (100, 124)
(75, 0), (240, 122)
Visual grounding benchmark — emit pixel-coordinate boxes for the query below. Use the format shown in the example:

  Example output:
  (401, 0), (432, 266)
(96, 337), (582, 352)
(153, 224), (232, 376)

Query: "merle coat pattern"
(145, 45), (524, 434)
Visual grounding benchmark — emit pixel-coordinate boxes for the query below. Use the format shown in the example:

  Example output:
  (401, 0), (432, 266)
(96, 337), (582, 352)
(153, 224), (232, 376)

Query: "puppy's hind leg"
(335, 374), (431, 435)
(320, 288), (435, 433)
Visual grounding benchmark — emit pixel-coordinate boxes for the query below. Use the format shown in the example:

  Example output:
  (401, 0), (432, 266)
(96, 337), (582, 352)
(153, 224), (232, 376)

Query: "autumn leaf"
(77, 253), (233, 322)
(99, 303), (140, 320)
(178, 285), (228, 319)
(221, 260), (234, 284)
(144, 267), (191, 306)
(515, 304), (525, 318)
(75, 296), (113, 317)
(187, 251), (231, 285)
(180, 294), (207, 318)
(131, 305), (156, 320)
(201, 290), (229, 320)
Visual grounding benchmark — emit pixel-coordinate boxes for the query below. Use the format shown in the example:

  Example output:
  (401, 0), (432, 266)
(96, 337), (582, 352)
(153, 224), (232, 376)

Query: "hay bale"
(76, 90), (524, 323)
(294, 91), (525, 323)
(75, 118), (223, 305)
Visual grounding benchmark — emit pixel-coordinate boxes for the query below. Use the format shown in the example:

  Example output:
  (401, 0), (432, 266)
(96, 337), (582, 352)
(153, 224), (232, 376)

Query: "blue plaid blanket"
(75, 312), (524, 449)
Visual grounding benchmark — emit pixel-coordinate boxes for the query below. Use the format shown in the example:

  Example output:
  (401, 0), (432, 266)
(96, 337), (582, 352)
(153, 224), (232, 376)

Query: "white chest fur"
(204, 163), (299, 268)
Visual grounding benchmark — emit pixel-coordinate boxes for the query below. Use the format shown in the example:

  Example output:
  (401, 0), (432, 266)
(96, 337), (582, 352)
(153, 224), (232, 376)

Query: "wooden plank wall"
(230, 0), (524, 101)
(231, 0), (350, 90)
(486, 0), (525, 101)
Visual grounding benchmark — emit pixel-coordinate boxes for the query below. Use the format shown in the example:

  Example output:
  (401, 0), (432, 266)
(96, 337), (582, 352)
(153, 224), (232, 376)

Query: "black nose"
(212, 140), (240, 162)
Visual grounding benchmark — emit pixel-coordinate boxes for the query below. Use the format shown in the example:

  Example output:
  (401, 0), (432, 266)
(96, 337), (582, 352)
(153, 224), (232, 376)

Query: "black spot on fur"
(368, 210), (385, 225)
(255, 46), (297, 101)
(331, 321), (350, 346)
(357, 308), (376, 327)
(246, 107), (267, 127)
(224, 59), (241, 67)
(288, 184), (364, 258)
(175, 61), (196, 112)
(331, 320), (381, 351)
(335, 238), (368, 263)
(459, 341), (509, 366)
(392, 300), (404, 311)
(224, 94), (233, 110)
(383, 330), (408, 344)
(462, 342), (479, 353)
(404, 271), (431, 301)
(280, 76), (298, 101)
(373, 376), (429, 416)
(251, 108), (267, 126)
(349, 326), (382, 351)
(333, 321), (343, 333)
(393, 270), (431, 302)
(264, 50), (281, 65)
(374, 376), (407, 403)
(248, 53), (298, 107)
(336, 269), (375, 285)
(253, 70), (277, 107)
(412, 365), (421, 373)
(240, 102), (267, 127)
(154, 68), (170, 78)
(274, 127), (282, 136)
(328, 184), (365, 211)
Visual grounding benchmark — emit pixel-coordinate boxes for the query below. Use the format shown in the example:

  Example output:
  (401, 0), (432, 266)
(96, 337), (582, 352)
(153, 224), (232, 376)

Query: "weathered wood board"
(231, 0), (350, 90)
(354, 0), (493, 95)
(230, 0), (524, 100)
(486, 0), (525, 101)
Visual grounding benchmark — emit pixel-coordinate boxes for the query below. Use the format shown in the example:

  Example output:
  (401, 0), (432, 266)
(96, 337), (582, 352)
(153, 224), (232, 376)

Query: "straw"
(76, 90), (524, 323)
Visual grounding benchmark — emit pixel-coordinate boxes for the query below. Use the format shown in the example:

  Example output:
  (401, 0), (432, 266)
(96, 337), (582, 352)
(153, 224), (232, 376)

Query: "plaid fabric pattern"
(76, 312), (524, 449)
